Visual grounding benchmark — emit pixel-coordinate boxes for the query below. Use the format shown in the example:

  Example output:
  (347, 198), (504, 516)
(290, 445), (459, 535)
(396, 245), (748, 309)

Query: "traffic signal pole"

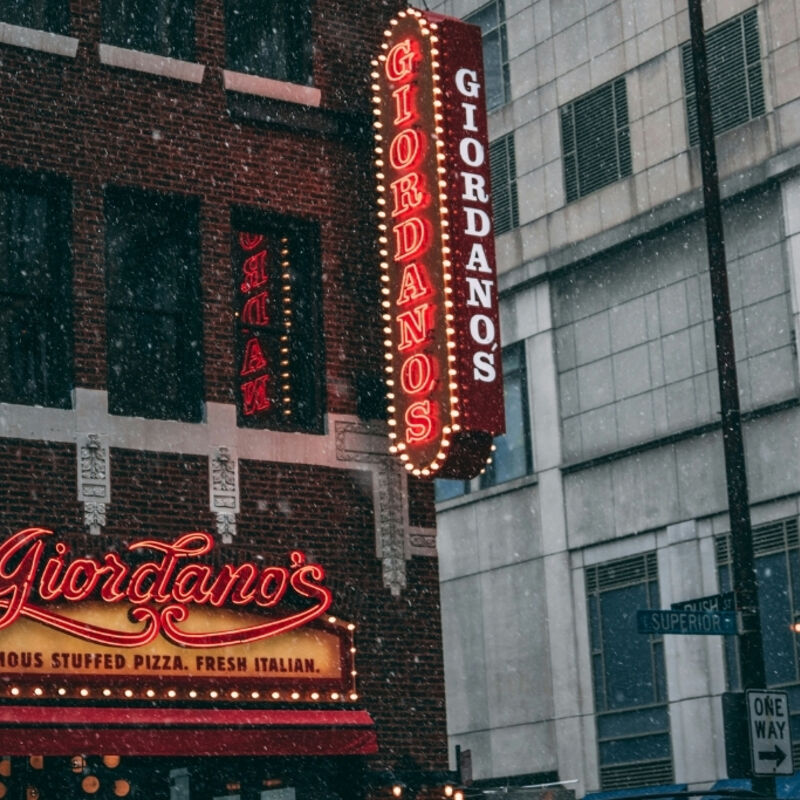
(686, 0), (773, 794)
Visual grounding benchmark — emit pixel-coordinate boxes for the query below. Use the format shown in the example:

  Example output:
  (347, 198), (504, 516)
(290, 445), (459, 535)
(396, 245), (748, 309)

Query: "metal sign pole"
(686, 0), (773, 794)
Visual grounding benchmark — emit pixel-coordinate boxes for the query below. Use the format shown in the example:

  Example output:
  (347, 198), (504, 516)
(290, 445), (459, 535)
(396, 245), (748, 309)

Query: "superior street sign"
(747, 689), (794, 775)
(636, 608), (738, 635)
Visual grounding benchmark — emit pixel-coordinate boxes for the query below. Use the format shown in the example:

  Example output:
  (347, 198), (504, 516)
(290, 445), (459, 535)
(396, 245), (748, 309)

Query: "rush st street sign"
(637, 608), (738, 635)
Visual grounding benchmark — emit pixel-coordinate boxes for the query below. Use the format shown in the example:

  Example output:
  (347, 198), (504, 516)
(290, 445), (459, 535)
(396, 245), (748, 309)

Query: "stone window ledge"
(222, 69), (321, 107)
(0, 22), (78, 57)
(99, 43), (205, 83)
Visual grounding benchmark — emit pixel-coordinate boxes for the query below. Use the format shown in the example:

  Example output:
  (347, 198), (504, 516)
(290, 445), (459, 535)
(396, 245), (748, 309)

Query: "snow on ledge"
(99, 43), (205, 83)
(0, 22), (78, 57)
(222, 70), (321, 107)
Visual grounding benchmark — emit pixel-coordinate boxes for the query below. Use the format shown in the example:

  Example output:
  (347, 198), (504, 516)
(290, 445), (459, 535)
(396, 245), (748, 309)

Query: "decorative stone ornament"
(209, 446), (240, 543)
(77, 433), (110, 535)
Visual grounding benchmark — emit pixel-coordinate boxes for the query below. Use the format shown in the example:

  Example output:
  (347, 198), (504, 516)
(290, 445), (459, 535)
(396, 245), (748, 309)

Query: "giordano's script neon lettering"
(0, 529), (332, 648)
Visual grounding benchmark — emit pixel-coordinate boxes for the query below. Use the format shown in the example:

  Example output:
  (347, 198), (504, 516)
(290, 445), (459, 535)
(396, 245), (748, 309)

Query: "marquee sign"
(0, 528), (357, 702)
(371, 9), (505, 479)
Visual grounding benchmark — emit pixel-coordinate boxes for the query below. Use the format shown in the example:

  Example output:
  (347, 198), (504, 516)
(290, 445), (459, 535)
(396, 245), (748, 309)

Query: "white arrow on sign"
(747, 690), (794, 776)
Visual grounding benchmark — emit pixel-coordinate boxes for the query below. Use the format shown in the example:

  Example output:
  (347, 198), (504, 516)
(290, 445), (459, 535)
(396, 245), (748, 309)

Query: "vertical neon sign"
(371, 9), (505, 479)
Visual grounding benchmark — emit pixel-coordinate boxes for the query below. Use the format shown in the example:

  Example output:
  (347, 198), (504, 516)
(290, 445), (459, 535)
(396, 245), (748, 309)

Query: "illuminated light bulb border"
(279, 237), (293, 418)
(372, 8), (506, 480)
(427, 29), (462, 475)
(372, 11), (462, 478)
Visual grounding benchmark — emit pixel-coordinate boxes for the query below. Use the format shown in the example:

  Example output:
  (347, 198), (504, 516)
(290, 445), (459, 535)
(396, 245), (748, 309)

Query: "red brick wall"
(236, 460), (448, 771)
(0, 0), (447, 782)
(0, 443), (447, 771)
(0, 440), (82, 534)
(0, 0), (401, 411)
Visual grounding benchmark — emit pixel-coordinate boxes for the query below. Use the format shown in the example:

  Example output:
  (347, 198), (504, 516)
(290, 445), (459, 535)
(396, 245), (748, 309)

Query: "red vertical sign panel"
(372, 9), (505, 479)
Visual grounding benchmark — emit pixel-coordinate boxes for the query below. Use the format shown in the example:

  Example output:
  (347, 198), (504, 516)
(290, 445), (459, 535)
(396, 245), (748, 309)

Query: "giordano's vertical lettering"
(371, 8), (505, 480)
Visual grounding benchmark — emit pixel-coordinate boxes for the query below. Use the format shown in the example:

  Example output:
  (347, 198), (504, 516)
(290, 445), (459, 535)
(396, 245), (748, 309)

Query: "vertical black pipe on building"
(686, 0), (773, 794)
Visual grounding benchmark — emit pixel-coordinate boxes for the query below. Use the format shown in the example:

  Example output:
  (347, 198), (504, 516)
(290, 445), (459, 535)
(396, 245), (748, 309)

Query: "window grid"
(101, 0), (196, 61)
(586, 552), (674, 790)
(561, 77), (631, 204)
(434, 341), (531, 501)
(480, 341), (531, 489)
(0, 0), (68, 35)
(489, 134), (519, 236)
(682, 8), (765, 147)
(716, 517), (800, 763)
(717, 517), (800, 686)
(0, 172), (73, 409)
(224, 0), (313, 85)
(466, 0), (510, 110)
(104, 187), (204, 423)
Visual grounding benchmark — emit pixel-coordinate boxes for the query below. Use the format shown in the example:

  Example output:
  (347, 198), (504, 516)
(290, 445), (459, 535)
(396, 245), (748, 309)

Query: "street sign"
(747, 689), (793, 775)
(636, 608), (737, 635)
(671, 591), (736, 613)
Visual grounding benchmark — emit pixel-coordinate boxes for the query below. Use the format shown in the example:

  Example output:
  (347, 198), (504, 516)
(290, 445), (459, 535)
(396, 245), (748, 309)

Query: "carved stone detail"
(335, 420), (415, 596)
(77, 433), (110, 535)
(374, 459), (409, 596)
(408, 526), (437, 557)
(84, 502), (107, 532)
(209, 446), (239, 542)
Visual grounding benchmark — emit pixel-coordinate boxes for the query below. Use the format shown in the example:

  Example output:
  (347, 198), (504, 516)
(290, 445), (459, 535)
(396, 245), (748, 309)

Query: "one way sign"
(747, 690), (794, 775)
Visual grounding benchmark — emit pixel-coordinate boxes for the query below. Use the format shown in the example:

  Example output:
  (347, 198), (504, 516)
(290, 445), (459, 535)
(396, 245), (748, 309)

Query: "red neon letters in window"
(241, 292), (270, 327)
(241, 374), (270, 415)
(240, 337), (268, 376)
(240, 249), (269, 293)
(239, 232), (265, 251)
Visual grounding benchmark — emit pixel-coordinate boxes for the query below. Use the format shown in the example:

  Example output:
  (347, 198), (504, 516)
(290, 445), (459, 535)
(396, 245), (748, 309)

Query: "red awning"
(0, 707), (378, 756)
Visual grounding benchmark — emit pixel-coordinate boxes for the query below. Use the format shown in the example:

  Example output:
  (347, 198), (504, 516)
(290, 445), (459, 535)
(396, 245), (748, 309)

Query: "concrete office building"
(429, 0), (800, 795)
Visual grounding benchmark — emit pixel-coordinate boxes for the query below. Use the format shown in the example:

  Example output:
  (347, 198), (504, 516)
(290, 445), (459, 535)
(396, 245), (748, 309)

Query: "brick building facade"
(0, 1), (449, 798)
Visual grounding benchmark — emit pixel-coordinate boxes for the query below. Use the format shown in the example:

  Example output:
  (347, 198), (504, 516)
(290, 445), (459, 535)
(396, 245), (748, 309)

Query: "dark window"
(489, 134), (519, 235)
(0, 172), (72, 408)
(101, 0), (195, 60)
(466, 0), (510, 110)
(480, 342), (531, 488)
(0, 0), (68, 35)
(105, 187), (203, 422)
(586, 553), (674, 790)
(434, 342), (531, 501)
(231, 208), (323, 433)
(717, 517), (800, 756)
(682, 8), (765, 147)
(561, 77), (632, 203)
(224, 0), (312, 85)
